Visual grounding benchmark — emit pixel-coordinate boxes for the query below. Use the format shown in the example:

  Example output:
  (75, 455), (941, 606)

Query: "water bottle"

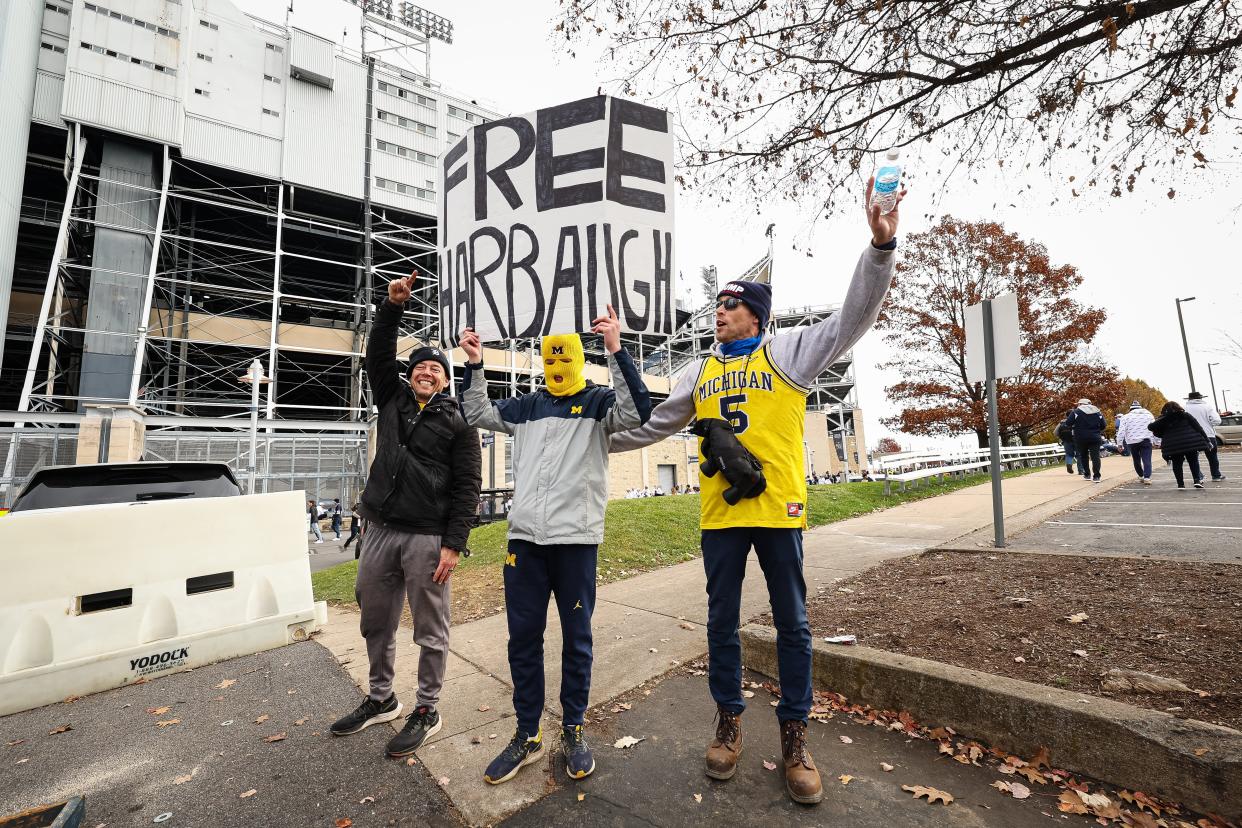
(872, 150), (902, 214)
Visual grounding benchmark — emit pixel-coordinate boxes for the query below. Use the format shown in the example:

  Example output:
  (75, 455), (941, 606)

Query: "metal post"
(1207, 362), (1220, 412)
(982, 300), (1005, 548)
(246, 359), (261, 494)
(128, 145), (173, 405)
(1175, 297), (1196, 394)
(1223, 389), (1231, 412)
(266, 184), (284, 421)
(97, 408), (114, 463)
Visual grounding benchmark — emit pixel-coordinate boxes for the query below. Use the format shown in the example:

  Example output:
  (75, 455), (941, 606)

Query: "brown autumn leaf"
(880, 762), (894, 772)
(254, 714), (269, 724)
(294, 718), (308, 726)
(838, 775), (854, 785)
(937, 741), (954, 755)
(838, 735), (853, 745)
(156, 719), (180, 728)
(762, 759), (777, 771)
(1016, 765), (1047, 784)
(1030, 745), (1053, 770)
(1058, 791), (1090, 815)
(215, 679), (237, 690)
(239, 789), (257, 798)
(173, 769), (197, 785)
(48, 725), (72, 735)
(335, 819), (353, 828)
(477, 705), (491, 712)
(902, 785), (954, 805)
(63, 695), (82, 704)
(405, 757), (417, 766)
(6, 739), (25, 747)
(264, 732), (287, 743)
(1122, 813), (1159, 828)
(148, 706), (171, 716)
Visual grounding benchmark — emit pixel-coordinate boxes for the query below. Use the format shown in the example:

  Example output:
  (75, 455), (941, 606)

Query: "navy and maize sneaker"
(330, 694), (402, 736)
(561, 724), (595, 779)
(484, 728), (545, 784)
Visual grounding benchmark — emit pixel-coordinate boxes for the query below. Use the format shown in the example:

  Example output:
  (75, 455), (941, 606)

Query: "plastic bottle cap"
(885, 150), (900, 160)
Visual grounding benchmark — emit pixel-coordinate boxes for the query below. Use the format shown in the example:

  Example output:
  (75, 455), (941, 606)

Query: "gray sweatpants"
(355, 523), (450, 709)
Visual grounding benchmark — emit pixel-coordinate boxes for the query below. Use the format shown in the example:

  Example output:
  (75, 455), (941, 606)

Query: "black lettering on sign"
(506, 223), (544, 338)
(473, 118), (534, 222)
(441, 137), (468, 240)
(616, 229), (650, 330)
(601, 223), (622, 319)
(453, 241), (471, 334)
(652, 229), (673, 334)
(606, 98), (668, 213)
(439, 249), (456, 345)
(535, 96), (606, 212)
(469, 226), (508, 340)
(544, 225), (584, 335)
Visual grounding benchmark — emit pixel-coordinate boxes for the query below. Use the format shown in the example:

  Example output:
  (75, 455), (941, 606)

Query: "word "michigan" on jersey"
(696, 369), (774, 402)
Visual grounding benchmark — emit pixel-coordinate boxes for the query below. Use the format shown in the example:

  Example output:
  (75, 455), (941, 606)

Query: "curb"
(739, 623), (1241, 817)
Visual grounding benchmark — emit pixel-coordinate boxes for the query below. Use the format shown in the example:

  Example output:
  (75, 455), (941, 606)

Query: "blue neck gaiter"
(720, 335), (762, 358)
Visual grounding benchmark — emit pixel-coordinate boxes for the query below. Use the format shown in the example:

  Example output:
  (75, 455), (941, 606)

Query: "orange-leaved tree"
(875, 217), (1125, 447)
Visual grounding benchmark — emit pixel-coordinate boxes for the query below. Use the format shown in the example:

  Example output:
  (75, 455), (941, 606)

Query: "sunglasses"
(715, 297), (743, 310)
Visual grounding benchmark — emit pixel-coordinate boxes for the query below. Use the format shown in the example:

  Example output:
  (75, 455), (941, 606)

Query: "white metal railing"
(877, 444), (1065, 494)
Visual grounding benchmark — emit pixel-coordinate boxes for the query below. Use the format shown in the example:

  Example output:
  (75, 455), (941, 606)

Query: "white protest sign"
(965, 293), (1021, 383)
(437, 95), (676, 346)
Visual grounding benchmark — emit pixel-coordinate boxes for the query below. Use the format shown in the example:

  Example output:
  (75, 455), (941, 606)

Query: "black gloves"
(692, 418), (767, 505)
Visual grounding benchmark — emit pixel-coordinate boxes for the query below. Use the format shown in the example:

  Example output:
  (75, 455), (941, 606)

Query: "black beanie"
(406, 345), (451, 379)
(717, 281), (773, 330)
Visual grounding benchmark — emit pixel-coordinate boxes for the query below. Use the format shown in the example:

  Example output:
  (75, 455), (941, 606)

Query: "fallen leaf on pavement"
(902, 785), (953, 805)
(741, 690), (755, 699)
(1193, 748), (1209, 757)
(16, 758), (29, 765)
(254, 715), (269, 724)
(48, 725), (72, 735)
(1073, 649), (1089, 658)
(1016, 766), (1047, 784)
(880, 762), (894, 772)
(693, 793), (702, 803)
(649, 648), (658, 653)
(335, 819), (352, 828)
(264, 732), (287, 743)
(359, 796), (374, 804)
(1030, 746), (1053, 770)
(477, 705), (491, 712)
(1066, 612), (1089, 624)
(839, 735), (853, 744)
(156, 719), (180, 728)
(679, 622), (696, 630)
(576, 793), (585, 802)
(294, 718), (308, 726)
(613, 736), (644, 749)
(7, 739), (25, 747)
(763, 760), (777, 771)
(406, 757), (417, 766)
(147, 706), (171, 715)
(63, 695), (82, 704)
(1121, 813), (1158, 828)
(610, 703), (632, 713)
(991, 781), (1011, 793)
(240, 789), (257, 799)
(997, 764), (1016, 775)
(1058, 791), (1089, 814)
(437, 776), (450, 786)
(470, 736), (482, 745)
(839, 775), (854, 785)
(215, 679), (236, 690)
(937, 741), (954, 755)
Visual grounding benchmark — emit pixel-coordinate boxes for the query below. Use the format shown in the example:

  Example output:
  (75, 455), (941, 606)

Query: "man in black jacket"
(330, 272), (481, 758)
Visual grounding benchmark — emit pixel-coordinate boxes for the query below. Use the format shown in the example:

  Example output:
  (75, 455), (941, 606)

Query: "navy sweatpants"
(702, 527), (812, 722)
(504, 539), (597, 735)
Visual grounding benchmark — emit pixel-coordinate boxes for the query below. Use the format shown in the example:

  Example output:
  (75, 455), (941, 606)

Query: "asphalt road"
(1004, 450), (1242, 563)
(1, 642), (458, 827)
(500, 669), (1113, 828)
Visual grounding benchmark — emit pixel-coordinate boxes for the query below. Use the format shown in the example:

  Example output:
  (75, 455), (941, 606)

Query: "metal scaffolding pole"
(265, 183), (284, 420)
(128, 144), (173, 405)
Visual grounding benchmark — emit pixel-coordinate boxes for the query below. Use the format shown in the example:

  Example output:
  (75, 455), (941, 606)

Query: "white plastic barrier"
(0, 490), (328, 716)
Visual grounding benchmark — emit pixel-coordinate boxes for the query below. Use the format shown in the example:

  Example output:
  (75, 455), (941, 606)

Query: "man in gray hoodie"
(1186, 391), (1225, 481)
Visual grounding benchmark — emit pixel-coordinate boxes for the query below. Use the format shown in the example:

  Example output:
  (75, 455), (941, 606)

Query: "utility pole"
(1208, 362), (1221, 411)
(1175, 296), (1196, 393)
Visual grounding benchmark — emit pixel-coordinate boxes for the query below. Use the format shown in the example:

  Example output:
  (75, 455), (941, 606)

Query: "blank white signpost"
(965, 293), (1021, 548)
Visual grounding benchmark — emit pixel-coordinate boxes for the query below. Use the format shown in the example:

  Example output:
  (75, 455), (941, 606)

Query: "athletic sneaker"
(484, 728), (545, 784)
(1092, 477), (1101, 483)
(1194, 481), (1205, 489)
(1142, 478), (1152, 486)
(330, 694), (402, 736)
(561, 724), (595, 779)
(1213, 475), (1227, 481)
(386, 705), (441, 756)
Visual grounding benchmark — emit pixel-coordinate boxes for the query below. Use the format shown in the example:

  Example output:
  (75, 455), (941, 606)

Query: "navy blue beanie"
(717, 281), (773, 330)
(406, 345), (451, 378)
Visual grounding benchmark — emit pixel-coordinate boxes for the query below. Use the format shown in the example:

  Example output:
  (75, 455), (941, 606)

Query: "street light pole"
(1224, 389), (1232, 412)
(238, 359), (270, 495)
(1175, 297), (1197, 393)
(1207, 362), (1221, 411)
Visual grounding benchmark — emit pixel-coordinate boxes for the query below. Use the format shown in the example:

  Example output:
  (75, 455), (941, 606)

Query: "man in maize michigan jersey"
(611, 180), (904, 804)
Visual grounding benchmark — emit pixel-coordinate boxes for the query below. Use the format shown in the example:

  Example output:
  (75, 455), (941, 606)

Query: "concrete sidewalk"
(314, 456), (1135, 825)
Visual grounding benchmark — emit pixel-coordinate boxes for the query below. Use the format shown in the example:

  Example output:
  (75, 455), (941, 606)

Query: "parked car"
(8, 462), (241, 513)
(1217, 413), (1242, 446)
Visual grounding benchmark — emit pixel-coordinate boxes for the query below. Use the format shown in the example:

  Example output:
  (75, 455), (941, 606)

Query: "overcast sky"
(249, 0), (1242, 449)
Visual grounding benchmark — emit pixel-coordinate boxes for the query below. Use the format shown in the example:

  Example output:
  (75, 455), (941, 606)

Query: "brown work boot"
(705, 707), (742, 780)
(780, 719), (823, 804)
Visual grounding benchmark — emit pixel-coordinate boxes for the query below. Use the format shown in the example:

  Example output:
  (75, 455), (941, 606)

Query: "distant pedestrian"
(1056, 412), (1083, 475)
(343, 501), (364, 554)
(1115, 401), (1155, 485)
(331, 498), (343, 539)
(1148, 401), (1214, 490)
(307, 499), (324, 543)
(1066, 398), (1105, 482)
(1185, 391), (1225, 481)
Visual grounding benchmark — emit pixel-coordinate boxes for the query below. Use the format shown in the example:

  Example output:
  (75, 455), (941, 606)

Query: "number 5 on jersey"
(719, 393), (749, 433)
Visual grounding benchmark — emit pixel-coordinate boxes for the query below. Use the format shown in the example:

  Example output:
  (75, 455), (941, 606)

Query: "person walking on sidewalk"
(1148, 401), (1214, 489)
(1185, 391), (1226, 481)
(1116, 401), (1156, 485)
(343, 500), (364, 555)
(330, 498), (343, 540)
(329, 272), (481, 758)
(610, 179), (904, 806)
(307, 499), (324, 544)
(1066, 398), (1106, 482)
(1057, 410), (1084, 475)
(460, 308), (650, 786)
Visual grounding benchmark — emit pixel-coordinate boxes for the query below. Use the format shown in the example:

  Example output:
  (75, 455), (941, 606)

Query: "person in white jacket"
(1185, 391), (1225, 481)
(1115, 401), (1156, 484)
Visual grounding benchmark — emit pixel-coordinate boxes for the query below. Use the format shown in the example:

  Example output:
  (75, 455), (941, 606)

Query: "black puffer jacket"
(358, 299), (481, 551)
(1148, 410), (1212, 460)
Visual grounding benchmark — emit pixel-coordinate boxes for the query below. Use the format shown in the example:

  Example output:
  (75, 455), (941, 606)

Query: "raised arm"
(458, 327), (517, 435)
(593, 305), (652, 433)
(609, 362), (697, 452)
(365, 274), (417, 407)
